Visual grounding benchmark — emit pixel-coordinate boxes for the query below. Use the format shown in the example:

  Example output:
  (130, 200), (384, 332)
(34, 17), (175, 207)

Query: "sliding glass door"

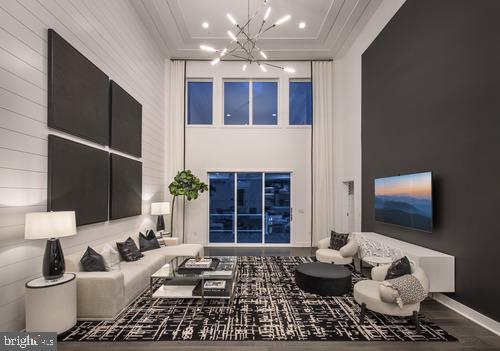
(264, 173), (291, 243)
(209, 172), (291, 245)
(209, 172), (234, 243)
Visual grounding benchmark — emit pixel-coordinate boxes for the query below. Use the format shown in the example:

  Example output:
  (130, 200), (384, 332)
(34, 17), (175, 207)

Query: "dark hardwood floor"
(59, 247), (500, 351)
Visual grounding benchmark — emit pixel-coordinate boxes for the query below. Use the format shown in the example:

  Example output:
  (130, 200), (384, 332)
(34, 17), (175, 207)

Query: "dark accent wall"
(362, 0), (500, 321)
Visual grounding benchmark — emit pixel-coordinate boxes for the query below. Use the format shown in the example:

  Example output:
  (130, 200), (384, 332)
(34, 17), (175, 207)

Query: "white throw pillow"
(100, 244), (121, 271)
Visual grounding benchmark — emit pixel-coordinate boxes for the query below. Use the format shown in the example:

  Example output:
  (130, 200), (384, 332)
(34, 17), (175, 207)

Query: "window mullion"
(234, 172), (238, 244)
(249, 80), (253, 126)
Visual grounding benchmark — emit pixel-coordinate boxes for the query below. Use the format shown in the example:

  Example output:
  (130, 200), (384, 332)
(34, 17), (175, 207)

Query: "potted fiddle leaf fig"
(168, 170), (208, 238)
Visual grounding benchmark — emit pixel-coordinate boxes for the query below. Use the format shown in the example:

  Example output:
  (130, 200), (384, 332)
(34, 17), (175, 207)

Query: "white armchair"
(316, 236), (359, 265)
(353, 264), (430, 333)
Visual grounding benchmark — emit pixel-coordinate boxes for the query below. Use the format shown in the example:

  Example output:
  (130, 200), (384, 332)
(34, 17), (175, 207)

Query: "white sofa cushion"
(316, 248), (353, 265)
(121, 263), (151, 303)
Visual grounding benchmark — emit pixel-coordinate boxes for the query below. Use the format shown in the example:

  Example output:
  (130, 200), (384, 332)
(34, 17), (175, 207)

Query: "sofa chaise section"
(65, 236), (203, 320)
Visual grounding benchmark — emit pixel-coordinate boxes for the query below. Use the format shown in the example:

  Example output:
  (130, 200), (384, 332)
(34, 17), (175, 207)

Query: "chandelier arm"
(254, 24), (277, 40)
(236, 41), (253, 59)
(237, 25), (254, 44)
(263, 62), (284, 70)
(257, 20), (266, 35)
(227, 53), (252, 61)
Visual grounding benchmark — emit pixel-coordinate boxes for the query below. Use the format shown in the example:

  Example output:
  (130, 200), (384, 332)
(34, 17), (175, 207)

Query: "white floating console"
(351, 232), (455, 293)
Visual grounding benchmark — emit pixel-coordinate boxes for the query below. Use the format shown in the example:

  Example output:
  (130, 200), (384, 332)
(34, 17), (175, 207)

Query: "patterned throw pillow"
(116, 237), (143, 262)
(385, 256), (412, 280)
(80, 246), (106, 272)
(329, 230), (349, 250)
(381, 274), (427, 308)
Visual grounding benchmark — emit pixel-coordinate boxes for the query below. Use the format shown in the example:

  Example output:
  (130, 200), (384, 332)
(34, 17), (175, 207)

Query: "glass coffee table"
(150, 256), (238, 303)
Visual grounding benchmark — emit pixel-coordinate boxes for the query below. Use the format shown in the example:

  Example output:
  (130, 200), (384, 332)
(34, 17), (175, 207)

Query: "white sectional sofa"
(65, 235), (203, 320)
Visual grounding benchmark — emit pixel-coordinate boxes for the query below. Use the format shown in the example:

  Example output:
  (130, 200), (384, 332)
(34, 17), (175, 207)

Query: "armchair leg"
(413, 311), (421, 334)
(359, 303), (366, 324)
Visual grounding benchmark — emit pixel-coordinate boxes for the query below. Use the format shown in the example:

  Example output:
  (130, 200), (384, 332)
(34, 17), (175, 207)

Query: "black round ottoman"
(295, 262), (352, 296)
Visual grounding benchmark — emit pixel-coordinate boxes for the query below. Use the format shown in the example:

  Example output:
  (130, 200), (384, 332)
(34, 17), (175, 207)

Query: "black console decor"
(110, 81), (142, 157)
(110, 154), (142, 220)
(48, 29), (109, 145)
(48, 135), (109, 226)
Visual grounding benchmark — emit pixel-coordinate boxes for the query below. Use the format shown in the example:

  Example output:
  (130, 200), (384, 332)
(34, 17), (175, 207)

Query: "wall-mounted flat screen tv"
(374, 172), (433, 232)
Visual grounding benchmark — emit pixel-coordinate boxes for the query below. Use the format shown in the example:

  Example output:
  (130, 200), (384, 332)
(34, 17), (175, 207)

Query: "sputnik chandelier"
(199, 0), (295, 73)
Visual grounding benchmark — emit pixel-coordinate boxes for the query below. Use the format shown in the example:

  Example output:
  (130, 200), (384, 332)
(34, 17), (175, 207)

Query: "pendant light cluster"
(200, 0), (295, 73)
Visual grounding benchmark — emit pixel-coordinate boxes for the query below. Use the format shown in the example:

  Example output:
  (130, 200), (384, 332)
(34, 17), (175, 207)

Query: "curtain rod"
(170, 58), (333, 62)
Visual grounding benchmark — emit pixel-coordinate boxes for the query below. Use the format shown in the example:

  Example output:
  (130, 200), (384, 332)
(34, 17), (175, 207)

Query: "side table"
(25, 273), (76, 334)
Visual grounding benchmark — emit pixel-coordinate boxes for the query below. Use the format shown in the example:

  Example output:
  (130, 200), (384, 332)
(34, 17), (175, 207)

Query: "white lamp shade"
(25, 211), (77, 240)
(151, 202), (171, 215)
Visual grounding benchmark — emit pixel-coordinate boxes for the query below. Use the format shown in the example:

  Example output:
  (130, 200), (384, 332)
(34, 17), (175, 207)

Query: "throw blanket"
(381, 274), (427, 308)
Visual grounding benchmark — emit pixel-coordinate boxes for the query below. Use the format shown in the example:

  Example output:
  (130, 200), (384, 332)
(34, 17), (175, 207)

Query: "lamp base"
(43, 238), (65, 280)
(156, 215), (165, 232)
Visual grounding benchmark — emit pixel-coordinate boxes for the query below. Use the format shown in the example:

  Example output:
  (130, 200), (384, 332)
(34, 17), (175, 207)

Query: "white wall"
(0, 0), (166, 331)
(332, 0), (405, 232)
(184, 61), (312, 246)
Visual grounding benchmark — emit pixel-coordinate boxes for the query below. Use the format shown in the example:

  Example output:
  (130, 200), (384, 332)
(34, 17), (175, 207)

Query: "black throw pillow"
(139, 230), (161, 252)
(116, 237), (143, 262)
(329, 230), (349, 250)
(385, 256), (412, 280)
(80, 246), (106, 272)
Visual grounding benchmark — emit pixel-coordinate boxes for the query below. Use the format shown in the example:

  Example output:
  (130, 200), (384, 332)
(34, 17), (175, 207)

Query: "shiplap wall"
(0, 0), (166, 331)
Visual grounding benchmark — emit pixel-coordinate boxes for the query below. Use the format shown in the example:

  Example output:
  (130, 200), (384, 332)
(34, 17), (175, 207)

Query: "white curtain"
(312, 61), (335, 245)
(167, 60), (185, 242)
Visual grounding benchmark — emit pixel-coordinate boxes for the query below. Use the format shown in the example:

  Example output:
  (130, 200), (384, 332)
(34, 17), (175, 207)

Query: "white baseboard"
(433, 293), (500, 336)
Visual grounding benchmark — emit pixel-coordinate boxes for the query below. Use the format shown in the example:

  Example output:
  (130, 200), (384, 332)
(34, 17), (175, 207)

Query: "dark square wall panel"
(48, 135), (109, 226)
(48, 29), (110, 145)
(110, 154), (142, 220)
(110, 81), (142, 157)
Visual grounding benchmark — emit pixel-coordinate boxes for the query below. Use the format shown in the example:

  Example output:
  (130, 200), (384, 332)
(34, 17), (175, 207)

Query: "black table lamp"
(151, 202), (171, 233)
(25, 211), (76, 280)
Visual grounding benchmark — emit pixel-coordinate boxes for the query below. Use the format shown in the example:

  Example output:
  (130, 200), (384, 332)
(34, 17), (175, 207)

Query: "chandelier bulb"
(220, 48), (228, 57)
(275, 15), (291, 26)
(242, 64), (247, 71)
(211, 58), (220, 65)
(283, 67), (296, 73)
(200, 45), (217, 52)
(264, 7), (271, 21)
(227, 30), (237, 42)
(260, 51), (267, 59)
(227, 13), (237, 26)
(259, 64), (267, 72)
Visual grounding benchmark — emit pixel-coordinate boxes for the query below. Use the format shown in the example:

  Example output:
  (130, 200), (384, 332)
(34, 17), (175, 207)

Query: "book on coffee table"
(177, 257), (220, 274)
(203, 280), (226, 290)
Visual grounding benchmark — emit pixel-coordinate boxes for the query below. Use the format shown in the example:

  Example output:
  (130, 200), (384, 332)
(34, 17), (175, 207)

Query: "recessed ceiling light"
(299, 22), (306, 29)
(202, 22), (209, 29)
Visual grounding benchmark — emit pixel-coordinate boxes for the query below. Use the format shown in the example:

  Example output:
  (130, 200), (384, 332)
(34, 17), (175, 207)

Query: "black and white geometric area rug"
(59, 256), (457, 342)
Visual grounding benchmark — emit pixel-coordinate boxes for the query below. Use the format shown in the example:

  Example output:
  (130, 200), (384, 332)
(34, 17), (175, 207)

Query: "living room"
(1, 0), (499, 350)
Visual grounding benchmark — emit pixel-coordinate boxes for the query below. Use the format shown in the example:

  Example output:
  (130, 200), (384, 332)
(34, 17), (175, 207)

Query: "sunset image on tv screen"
(374, 172), (432, 232)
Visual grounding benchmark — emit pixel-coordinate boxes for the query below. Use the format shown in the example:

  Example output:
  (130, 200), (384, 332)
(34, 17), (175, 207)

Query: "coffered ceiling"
(132, 0), (382, 59)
